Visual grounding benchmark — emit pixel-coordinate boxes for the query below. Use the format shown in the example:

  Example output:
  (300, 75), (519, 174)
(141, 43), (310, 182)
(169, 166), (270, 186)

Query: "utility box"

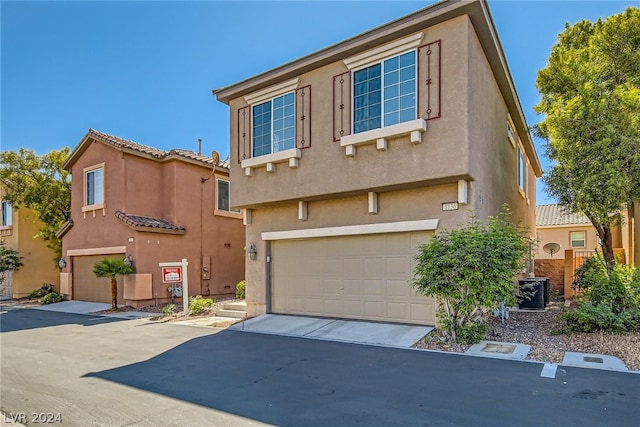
(518, 278), (548, 309)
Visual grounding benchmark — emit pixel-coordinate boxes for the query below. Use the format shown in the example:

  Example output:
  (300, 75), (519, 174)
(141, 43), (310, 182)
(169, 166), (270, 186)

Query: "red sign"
(162, 267), (182, 283)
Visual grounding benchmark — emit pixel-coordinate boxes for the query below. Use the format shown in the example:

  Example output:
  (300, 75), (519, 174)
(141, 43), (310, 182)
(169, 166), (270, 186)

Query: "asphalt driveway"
(1, 306), (639, 426)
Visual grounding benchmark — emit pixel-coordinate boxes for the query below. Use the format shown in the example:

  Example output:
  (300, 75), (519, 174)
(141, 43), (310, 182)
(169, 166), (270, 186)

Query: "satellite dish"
(543, 242), (561, 257)
(211, 150), (220, 164)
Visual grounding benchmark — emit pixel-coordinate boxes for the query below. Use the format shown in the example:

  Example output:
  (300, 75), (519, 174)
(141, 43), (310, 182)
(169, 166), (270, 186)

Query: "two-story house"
(214, 0), (542, 325)
(57, 129), (245, 307)
(1, 186), (60, 299)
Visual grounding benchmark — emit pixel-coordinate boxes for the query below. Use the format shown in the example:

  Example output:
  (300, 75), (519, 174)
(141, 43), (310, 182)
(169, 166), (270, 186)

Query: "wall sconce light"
(58, 258), (67, 269)
(123, 255), (133, 267)
(247, 243), (257, 261)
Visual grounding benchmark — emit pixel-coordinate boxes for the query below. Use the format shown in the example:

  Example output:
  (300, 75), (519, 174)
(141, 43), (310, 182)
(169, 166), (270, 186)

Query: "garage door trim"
(262, 218), (439, 241)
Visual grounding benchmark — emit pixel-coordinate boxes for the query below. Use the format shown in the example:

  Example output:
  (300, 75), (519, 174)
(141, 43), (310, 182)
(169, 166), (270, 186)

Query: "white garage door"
(271, 232), (435, 325)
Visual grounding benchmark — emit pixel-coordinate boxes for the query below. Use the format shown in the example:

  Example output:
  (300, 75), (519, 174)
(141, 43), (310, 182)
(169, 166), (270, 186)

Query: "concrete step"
(215, 309), (247, 319)
(223, 301), (246, 311)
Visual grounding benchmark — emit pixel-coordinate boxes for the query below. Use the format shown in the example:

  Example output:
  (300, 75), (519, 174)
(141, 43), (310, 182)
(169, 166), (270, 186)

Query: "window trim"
(517, 144), (526, 198)
(507, 114), (516, 148)
(251, 91), (296, 158)
(82, 163), (105, 216)
(350, 48), (418, 135)
(214, 175), (242, 219)
(570, 231), (587, 248)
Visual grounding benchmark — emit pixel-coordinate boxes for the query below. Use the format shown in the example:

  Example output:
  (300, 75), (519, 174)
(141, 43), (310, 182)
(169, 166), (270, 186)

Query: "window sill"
(241, 148), (302, 176)
(0, 225), (13, 237)
(214, 209), (243, 219)
(82, 203), (106, 218)
(339, 118), (427, 157)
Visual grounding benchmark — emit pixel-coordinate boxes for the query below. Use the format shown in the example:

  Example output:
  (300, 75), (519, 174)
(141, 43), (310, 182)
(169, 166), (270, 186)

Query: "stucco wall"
(0, 188), (59, 298)
(535, 225), (599, 260)
(61, 139), (245, 306)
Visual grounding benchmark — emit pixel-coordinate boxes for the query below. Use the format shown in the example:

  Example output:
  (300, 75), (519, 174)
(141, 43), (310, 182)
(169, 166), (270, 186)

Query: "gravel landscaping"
(413, 301), (640, 371)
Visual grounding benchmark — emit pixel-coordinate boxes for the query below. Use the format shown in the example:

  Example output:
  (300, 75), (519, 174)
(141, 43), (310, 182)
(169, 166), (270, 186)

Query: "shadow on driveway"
(0, 305), (125, 333)
(84, 329), (640, 427)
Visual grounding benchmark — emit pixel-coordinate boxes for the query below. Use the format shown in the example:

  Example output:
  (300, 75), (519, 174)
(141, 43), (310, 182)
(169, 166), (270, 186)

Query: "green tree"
(93, 258), (133, 310)
(411, 209), (531, 344)
(535, 7), (640, 274)
(0, 241), (23, 290)
(0, 148), (72, 264)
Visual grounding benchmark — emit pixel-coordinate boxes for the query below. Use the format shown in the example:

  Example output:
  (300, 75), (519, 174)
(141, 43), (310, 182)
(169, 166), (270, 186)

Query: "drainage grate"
(482, 343), (517, 354)
(583, 356), (604, 364)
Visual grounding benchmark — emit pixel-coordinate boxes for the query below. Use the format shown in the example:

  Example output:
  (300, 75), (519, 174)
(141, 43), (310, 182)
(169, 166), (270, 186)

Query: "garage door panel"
(272, 232), (435, 325)
(386, 257), (411, 275)
(73, 254), (125, 304)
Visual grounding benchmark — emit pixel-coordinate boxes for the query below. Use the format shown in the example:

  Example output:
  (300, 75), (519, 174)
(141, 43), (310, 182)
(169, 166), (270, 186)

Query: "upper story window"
(84, 164), (104, 209)
(216, 178), (240, 214)
(571, 231), (586, 248)
(252, 92), (296, 157)
(507, 114), (516, 148)
(353, 50), (416, 134)
(517, 145), (526, 194)
(1, 201), (12, 227)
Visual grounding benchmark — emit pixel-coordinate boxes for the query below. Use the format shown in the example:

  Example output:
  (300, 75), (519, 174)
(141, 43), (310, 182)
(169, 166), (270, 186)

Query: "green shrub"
(28, 283), (56, 300)
(161, 304), (176, 315)
(39, 291), (63, 305)
(564, 255), (640, 333)
(188, 295), (214, 315)
(28, 288), (50, 300)
(236, 280), (246, 299)
(412, 207), (531, 344)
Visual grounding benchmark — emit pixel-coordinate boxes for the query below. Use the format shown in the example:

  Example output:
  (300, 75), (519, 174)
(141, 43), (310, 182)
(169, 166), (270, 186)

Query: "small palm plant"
(93, 258), (133, 310)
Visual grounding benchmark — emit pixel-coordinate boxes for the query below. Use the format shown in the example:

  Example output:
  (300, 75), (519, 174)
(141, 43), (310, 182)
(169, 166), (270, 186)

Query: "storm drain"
(482, 343), (517, 354)
(562, 352), (628, 372)
(465, 340), (530, 360)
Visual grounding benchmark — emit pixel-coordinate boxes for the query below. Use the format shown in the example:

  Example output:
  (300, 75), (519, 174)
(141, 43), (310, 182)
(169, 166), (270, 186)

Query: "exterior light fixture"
(58, 258), (67, 269)
(247, 243), (257, 261)
(123, 255), (133, 267)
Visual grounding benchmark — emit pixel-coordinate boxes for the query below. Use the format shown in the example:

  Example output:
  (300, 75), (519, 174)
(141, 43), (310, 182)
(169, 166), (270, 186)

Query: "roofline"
(212, 0), (542, 176)
(536, 223), (594, 229)
(63, 129), (230, 173)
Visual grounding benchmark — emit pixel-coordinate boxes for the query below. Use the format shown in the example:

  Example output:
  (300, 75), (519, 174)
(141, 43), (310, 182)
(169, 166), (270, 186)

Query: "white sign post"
(159, 258), (189, 314)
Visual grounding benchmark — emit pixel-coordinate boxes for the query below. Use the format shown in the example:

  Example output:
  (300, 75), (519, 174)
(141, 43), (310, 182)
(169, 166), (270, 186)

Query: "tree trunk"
(600, 224), (616, 276)
(111, 278), (118, 310)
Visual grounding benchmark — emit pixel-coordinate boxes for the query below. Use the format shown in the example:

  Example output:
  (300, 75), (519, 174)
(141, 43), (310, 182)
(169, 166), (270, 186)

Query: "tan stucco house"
(536, 203), (638, 297)
(214, 0), (542, 325)
(1, 187), (60, 299)
(57, 129), (245, 307)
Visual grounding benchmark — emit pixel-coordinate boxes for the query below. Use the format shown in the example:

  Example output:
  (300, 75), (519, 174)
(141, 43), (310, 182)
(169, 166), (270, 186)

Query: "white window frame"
(351, 49), (417, 135)
(507, 114), (516, 148)
(570, 231), (586, 248)
(517, 144), (526, 197)
(1, 201), (12, 227)
(215, 176), (241, 218)
(251, 91), (296, 158)
(82, 163), (105, 216)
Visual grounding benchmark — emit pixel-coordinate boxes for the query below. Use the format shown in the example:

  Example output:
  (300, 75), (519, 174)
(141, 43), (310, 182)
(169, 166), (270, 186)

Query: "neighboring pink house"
(57, 129), (245, 307)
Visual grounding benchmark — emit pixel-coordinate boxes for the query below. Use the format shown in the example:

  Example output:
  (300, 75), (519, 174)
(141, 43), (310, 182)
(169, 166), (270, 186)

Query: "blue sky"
(1, 1), (635, 205)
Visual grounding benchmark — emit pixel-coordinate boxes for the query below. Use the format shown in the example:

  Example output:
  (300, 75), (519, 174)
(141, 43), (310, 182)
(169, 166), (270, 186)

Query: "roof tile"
(115, 211), (185, 232)
(536, 204), (591, 227)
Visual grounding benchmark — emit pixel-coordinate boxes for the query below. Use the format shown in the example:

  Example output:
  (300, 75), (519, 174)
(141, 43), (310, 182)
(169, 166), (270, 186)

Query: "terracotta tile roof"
(55, 219), (74, 239)
(63, 129), (229, 170)
(536, 204), (592, 227)
(115, 211), (186, 234)
(88, 129), (167, 158)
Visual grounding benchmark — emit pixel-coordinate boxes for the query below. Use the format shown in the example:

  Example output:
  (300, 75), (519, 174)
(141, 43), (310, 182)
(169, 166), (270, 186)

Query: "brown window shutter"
(333, 71), (351, 141)
(237, 105), (251, 163)
(417, 40), (442, 120)
(296, 85), (311, 149)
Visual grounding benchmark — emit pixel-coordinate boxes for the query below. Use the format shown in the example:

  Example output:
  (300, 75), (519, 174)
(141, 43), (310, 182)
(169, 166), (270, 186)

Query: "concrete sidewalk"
(32, 300), (159, 319)
(230, 314), (433, 348)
